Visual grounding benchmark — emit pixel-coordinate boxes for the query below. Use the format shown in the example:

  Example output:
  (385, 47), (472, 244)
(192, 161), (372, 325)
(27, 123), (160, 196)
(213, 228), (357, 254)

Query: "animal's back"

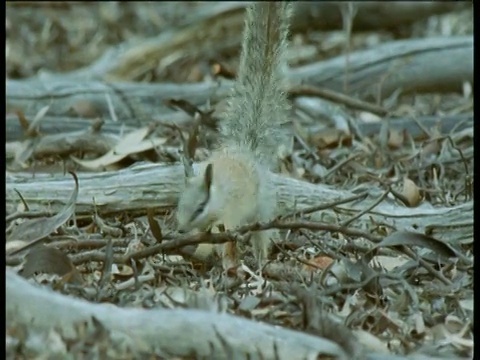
(208, 147), (261, 226)
(175, 3), (293, 268)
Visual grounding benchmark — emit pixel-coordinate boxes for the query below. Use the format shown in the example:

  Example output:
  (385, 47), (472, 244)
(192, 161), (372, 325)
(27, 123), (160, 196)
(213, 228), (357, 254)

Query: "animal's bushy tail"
(221, 2), (292, 168)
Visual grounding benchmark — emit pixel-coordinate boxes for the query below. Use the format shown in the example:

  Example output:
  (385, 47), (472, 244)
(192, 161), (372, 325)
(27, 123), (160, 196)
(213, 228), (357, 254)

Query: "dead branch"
(291, 2), (470, 32)
(6, 36), (472, 125)
(19, 2), (470, 82)
(6, 127), (118, 161)
(5, 79), (227, 130)
(5, 111), (473, 144)
(6, 270), (347, 359)
(5, 113), (193, 142)
(5, 3), (473, 359)
(5, 269), (462, 360)
(5, 128), (181, 166)
(6, 163), (473, 244)
(289, 85), (388, 116)
(8, 2), (468, 30)
(291, 36), (473, 101)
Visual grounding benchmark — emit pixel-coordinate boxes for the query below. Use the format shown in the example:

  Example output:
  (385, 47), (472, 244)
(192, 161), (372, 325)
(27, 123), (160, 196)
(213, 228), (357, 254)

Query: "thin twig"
(282, 191), (368, 220)
(289, 84), (387, 117)
(323, 153), (362, 180)
(340, 187), (390, 227)
(6, 210), (54, 222)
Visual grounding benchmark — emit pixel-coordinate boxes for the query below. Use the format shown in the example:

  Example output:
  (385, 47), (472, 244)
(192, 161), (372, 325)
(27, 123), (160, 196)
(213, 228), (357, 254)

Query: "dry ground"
(6, 2), (473, 359)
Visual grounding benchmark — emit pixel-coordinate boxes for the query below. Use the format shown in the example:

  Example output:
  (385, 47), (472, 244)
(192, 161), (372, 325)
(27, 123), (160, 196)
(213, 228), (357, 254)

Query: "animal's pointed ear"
(182, 156), (194, 180)
(204, 163), (213, 191)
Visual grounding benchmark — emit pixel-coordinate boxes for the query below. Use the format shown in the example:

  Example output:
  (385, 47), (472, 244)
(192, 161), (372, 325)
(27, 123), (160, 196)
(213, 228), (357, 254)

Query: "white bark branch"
(6, 36), (472, 124)
(6, 270), (346, 359)
(6, 162), (473, 243)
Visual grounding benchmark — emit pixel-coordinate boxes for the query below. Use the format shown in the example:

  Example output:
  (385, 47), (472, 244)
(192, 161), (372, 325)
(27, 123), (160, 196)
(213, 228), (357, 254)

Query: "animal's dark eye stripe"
(189, 199), (208, 223)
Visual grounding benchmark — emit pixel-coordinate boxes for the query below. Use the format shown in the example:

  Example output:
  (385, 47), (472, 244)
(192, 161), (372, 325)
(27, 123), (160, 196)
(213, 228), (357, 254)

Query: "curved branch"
(6, 163), (473, 243)
(6, 270), (346, 359)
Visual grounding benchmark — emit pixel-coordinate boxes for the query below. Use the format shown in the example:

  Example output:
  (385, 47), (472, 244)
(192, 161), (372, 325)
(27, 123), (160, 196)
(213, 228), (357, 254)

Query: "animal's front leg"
(212, 224), (238, 271)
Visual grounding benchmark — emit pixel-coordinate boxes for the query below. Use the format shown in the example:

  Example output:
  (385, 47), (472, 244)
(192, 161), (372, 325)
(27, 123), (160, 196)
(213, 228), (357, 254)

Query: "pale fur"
(176, 2), (292, 268)
(221, 2), (292, 169)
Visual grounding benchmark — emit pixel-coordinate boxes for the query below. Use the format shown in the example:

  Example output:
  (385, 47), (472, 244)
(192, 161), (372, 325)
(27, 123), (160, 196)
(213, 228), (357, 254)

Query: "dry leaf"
(370, 255), (409, 272)
(70, 100), (102, 118)
(358, 111), (381, 123)
(8, 172), (79, 251)
(115, 137), (167, 156)
(387, 129), (404, 149)
(28, 104), (50, 134)
(71, 126), (166, 170)
(374, 153), (384, 168)
(111, 264), (134, 277)
(370, 231), (458, 260)
(5, 240), (28, 253)
(412, 312), (425, 336)
(378, 119), (389, 149)
(20, 245), (82, 284)
(238, 296), (261, 311)
(302, 255), (334, 271)
(401, 177), (421, 207)
(147, 209), (163, 243)
(125, 239), (145, 255)
(462, 81), (472, 98)
(13, 140), (37, 167)
(421, 139), (441, 159)
(458, 298), (473, 313)
(310, 128), (352, 149)
(352, 329), (389, 354)
(15, 109), (30, 131)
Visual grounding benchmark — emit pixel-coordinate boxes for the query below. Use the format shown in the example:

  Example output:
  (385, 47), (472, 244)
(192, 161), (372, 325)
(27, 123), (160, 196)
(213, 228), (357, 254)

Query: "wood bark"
(6, 36), (473, 131)
(290, 36), (472, 101)
(5, 4), (472, 359)
(6, 79), (227, 125)
(6, 162), (473, 244)
(5, 111), (473, 147)
(5, 270), (463, 360)
(5, 270), (347, 360)
(7, 2), (470, 32)
(17, 2), (470, 82)
(290, 2), (471, 32)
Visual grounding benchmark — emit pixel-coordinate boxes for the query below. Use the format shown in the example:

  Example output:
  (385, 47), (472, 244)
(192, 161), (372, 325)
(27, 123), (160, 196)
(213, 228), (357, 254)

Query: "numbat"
(176, 2), (292, 269)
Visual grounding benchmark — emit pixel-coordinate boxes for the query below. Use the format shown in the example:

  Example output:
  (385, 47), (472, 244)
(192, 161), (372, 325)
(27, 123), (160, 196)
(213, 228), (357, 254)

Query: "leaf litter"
(7, 171), (79, 252)
(5, 3), (473, 359)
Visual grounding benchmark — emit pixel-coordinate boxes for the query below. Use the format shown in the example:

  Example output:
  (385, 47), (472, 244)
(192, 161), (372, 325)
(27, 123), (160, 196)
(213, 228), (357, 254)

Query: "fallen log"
(6, 36), (473, 125)
(6, 162), (473, 244)
(5, 270), (347, 360)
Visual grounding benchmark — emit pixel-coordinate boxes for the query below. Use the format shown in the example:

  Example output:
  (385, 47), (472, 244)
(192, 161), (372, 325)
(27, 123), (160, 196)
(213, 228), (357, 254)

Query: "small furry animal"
(176, 2), (292, 269)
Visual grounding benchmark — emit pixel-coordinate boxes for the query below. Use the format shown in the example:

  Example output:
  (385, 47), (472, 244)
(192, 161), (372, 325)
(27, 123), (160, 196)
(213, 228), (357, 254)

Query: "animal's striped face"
(176, 163), (217, 232)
